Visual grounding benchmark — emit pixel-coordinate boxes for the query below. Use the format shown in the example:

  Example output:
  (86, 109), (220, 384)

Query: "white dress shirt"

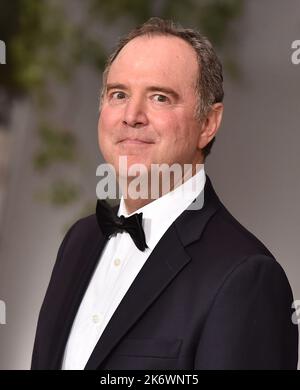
(61, 165), (206, 369)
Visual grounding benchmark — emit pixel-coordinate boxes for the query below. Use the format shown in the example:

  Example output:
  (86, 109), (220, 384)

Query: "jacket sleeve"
(31, 221), (79, 370)
(194, 254), (299, 369)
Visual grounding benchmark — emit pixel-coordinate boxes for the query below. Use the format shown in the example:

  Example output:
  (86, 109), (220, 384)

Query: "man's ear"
(197, 103), (224, 150)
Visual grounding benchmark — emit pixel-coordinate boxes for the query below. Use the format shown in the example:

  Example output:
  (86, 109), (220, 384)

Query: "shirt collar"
(118, 165), (206, 250)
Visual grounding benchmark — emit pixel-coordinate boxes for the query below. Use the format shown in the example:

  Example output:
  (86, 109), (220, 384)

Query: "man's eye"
(111, 91), (126, 100)
(152, 94), (169, 103)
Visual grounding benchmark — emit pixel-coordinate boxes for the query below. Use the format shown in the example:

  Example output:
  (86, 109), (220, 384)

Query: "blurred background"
(0, 0), (299, 369)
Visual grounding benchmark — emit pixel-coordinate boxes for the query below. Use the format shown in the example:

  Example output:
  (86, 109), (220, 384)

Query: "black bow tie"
(96, 199), (148, 251)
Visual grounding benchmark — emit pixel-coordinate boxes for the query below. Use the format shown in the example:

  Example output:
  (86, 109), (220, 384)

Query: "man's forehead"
(113, 35), (198, 68)
(108, 35), (198, 89)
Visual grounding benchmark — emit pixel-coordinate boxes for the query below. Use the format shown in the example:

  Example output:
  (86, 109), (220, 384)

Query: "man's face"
(98, 35), (203, 177)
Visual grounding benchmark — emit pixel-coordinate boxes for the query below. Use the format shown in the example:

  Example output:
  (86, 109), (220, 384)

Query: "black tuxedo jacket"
(31, 175), (298, 369)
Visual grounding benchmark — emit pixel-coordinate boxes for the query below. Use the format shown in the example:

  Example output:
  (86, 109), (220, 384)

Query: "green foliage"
(33, 122), (79, 208)
(196, 0), (243, 46)
(33, 123), (76, 170)
(48, 179), (80, 205)
(1, 0), (243, 98)
(88, 0), (153, 23)
(88, 0), (243, 47)
(36, 179), (80, 206)
(1, 1), (74, 95)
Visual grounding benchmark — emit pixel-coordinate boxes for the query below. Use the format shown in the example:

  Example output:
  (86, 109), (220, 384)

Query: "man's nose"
(122, 96), (148, 128)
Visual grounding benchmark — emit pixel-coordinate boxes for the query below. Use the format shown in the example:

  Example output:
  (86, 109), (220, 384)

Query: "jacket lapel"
(84, 174), (221, 369)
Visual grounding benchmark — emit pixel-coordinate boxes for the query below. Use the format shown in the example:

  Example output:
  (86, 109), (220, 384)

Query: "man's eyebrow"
(106, 83), (128, 92)
(146, 85), (180, 100)
(106, 83), (180, 100)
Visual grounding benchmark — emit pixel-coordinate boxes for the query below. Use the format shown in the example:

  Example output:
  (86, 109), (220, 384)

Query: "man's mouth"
(119, 138), (155, 145)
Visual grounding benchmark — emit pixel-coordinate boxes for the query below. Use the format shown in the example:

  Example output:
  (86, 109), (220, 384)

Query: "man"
(31, 18), (298, 370)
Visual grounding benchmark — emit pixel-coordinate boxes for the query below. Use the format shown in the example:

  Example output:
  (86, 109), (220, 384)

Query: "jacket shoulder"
(205, 202), (276, 260)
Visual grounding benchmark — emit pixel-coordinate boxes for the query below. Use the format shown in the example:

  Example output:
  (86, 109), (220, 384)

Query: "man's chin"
(115, 155), (150, 174)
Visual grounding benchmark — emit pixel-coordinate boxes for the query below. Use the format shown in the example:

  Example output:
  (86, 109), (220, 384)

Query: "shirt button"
(114, 258), (121, 267)
(92, 314), (100, 324)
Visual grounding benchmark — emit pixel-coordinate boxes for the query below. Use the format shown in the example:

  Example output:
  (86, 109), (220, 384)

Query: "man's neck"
(119, 163), (203, 215)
